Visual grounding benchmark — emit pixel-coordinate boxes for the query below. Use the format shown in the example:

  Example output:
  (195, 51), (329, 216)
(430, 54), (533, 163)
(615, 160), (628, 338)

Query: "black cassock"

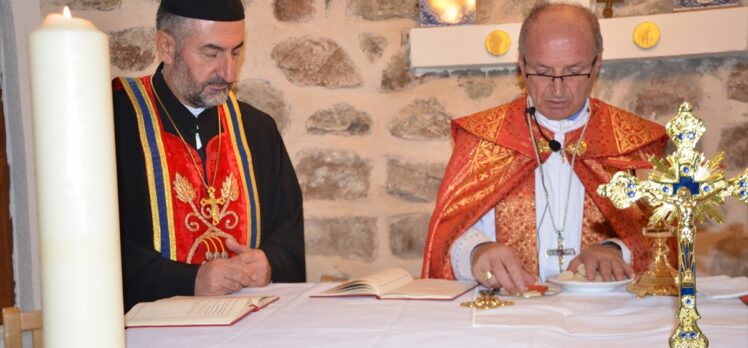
(113, 66), (305, 312)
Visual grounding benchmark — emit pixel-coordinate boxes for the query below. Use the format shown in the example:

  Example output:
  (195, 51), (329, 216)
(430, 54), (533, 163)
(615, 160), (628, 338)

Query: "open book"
(125, 295), (278, 328)
(312, 268), (477, 300)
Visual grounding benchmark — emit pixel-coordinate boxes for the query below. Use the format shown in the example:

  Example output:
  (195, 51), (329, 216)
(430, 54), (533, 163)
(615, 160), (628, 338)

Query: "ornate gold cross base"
(598, 102), (748, 348)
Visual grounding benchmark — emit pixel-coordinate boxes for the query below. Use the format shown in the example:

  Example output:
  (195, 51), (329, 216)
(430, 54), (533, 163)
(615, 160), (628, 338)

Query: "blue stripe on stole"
(681, 287), (695, 296)
(126, 79), (171, 259)
(226, 101), (259, 248)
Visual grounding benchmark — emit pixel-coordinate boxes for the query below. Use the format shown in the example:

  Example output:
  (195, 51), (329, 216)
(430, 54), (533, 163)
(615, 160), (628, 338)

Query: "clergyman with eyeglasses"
(422, 3), (669, 294)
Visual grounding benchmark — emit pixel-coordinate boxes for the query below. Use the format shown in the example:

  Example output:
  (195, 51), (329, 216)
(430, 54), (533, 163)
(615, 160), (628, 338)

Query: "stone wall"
(41, 0), (747, 281)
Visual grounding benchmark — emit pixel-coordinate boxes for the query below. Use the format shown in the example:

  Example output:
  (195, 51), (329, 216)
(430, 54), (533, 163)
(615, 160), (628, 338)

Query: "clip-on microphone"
(525, 106), (562, 152)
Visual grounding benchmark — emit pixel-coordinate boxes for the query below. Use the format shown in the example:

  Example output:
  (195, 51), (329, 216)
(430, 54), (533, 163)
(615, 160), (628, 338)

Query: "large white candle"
(29, 7), (125, 347)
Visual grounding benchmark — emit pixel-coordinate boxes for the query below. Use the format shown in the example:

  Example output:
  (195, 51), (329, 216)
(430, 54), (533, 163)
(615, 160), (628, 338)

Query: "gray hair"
(155, 8), (194, 48)
(518, 2), (603, 59)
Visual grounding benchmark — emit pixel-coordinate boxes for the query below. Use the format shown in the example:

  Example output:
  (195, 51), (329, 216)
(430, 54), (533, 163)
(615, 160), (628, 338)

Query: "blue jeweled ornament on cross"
(598, 102), (748, 348)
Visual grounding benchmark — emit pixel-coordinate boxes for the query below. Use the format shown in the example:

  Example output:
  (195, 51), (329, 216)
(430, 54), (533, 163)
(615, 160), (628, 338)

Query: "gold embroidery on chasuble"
(442, 104), (514, 219)
(580, 193), (617, 248)
(609, 106), (658, 154)
(173, 173), (241, 263)
(443, 140), (515, 218)
(457, 105), (507, 142)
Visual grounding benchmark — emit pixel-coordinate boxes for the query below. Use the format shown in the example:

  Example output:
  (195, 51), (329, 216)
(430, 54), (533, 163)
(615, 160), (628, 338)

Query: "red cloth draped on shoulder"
(421, 97), (668, 279)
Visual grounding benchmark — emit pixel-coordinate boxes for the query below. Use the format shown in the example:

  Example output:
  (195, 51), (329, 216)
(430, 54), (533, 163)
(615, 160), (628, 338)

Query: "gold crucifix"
(598, 102), (748, 348)
(597, 0), (623, 18)
(200, 186), (226, 226)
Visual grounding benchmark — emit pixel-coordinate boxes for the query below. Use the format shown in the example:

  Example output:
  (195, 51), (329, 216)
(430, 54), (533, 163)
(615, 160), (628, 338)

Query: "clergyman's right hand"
(470, 242), (534, 295)
(194, 257), (253, 296)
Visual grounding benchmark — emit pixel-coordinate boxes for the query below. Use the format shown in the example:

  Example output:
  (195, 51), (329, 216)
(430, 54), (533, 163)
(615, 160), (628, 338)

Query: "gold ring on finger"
(483, 270), (494, 281)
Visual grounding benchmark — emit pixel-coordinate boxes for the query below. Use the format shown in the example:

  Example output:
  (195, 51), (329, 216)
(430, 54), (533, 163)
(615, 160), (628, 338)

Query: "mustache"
(202, 77), (231, 88)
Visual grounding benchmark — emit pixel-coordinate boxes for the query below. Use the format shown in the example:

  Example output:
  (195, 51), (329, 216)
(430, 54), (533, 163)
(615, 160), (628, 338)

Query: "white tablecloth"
(126, 283), (748, 348)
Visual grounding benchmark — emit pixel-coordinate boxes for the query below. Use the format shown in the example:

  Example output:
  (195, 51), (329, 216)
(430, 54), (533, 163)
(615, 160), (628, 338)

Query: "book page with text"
(358, 268), (414, 294)
(125, 296), (275, 327)
(314, 267), (414, 296)
(380, 279), (477, 300)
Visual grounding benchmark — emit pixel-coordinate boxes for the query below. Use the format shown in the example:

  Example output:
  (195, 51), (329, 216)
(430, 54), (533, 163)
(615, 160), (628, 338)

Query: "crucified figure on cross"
(598, 102), (748, 348)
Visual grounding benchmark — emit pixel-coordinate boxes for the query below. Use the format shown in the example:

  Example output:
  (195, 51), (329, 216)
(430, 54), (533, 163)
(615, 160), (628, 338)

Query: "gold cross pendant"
(199, 186), (226, 226)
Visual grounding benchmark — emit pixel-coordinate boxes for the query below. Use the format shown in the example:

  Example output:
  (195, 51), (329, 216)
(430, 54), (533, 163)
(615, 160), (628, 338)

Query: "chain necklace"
(526, 106), (591, 274)
(151, 78), (223, 221)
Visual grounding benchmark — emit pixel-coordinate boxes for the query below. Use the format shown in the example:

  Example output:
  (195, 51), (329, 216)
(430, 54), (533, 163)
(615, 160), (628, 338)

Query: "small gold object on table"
(461, 289), (514, 309)
(628, 224), (678, 298)
(598, 102), (748, 348)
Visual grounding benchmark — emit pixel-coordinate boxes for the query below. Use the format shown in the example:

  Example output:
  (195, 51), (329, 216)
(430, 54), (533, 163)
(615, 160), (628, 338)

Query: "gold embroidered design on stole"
(443, 140), (514, 218)
(494, 177), (538, 276)
(173, 172), (240, 263)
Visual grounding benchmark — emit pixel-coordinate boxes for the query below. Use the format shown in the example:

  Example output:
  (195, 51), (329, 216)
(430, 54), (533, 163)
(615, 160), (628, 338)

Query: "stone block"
(727, 62), (748, 103)
(347, 0), (419, 21)
(718, 122), (748, 169)
(593, 0), (671, 18)
(457, 73), (496, 100)
(306, 103), (372, 136)
(271, 36), (362, 89)
(388, 213), (430, 259)
(274, 0), (315, 22)
(45, 0), (122, 11)
(296, 149), (371, 200)
(359, 32), (387, 63)
(709, 224), (748, 277)
(305, 216), (377, 261)
(476, 0), (531, 24)
(108, 27), (156, 71)
(386, 156), (445, 202)
(380, 48), (414, 92)
(389, 98), (452, 140)
(235, 79), (290, 133)
(628, 75), (702, 119)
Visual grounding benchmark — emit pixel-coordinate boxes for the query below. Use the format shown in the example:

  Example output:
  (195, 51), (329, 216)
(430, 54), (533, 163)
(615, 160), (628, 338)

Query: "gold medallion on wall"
(485, 30), (511, 56)
(633, 21), (661, 49)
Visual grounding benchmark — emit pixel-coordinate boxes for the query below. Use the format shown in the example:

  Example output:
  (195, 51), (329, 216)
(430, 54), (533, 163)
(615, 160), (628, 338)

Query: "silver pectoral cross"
(546, 236), (576, 273)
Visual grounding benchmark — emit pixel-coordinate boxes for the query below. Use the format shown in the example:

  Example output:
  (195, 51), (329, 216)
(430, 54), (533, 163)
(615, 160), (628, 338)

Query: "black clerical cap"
(159, 0), (245, 21)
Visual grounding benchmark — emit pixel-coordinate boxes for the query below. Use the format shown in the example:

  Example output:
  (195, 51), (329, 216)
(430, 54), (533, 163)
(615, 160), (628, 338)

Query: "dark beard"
(170, 53), (231, 108)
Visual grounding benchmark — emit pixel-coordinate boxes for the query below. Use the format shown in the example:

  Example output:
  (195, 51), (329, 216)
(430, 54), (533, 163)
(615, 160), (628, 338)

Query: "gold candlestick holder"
(628, 225), (679, 298)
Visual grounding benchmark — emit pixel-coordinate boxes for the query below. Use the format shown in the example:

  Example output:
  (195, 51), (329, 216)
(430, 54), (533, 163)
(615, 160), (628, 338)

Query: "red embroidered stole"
(116, 76), (261, 264)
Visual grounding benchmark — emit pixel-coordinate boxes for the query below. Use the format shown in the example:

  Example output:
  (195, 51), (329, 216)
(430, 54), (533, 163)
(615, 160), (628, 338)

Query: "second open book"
(125, 295), (278, 327)
(312, 267), (477, 300)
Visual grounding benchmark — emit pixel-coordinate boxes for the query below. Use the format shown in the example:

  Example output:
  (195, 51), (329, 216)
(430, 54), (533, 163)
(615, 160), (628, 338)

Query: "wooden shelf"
(409, 7), (748, 75)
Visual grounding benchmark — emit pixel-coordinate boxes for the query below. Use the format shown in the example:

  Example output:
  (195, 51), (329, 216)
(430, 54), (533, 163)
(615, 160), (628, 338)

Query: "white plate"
(546, 276), (633, 293)
(498, 283), (562, 298)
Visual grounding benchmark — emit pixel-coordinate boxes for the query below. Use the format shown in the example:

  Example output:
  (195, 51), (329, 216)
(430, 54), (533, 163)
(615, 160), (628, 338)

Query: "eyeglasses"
(524, 56), (598, 84)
